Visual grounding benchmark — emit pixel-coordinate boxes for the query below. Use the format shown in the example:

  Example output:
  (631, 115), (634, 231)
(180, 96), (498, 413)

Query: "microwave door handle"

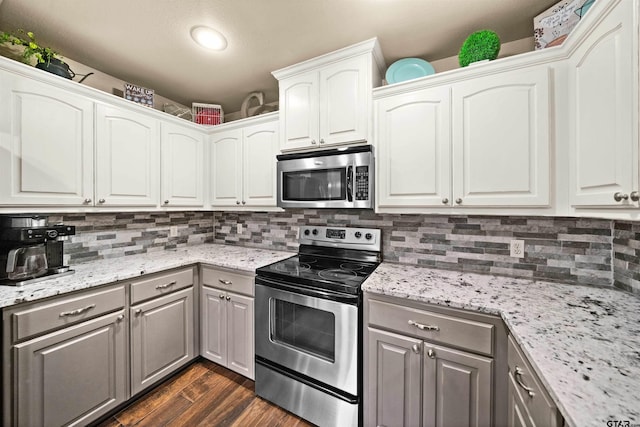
(346, 165), (353, 202)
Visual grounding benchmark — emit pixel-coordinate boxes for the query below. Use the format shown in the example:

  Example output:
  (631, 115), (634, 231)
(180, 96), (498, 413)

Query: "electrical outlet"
(169, 226), (178, 237)
(237, 223), (243, 234)
(510, 240), (525, 258)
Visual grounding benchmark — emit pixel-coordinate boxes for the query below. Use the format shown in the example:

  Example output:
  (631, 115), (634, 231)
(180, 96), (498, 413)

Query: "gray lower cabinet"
(365, 295), (502, 427)
(2, 283), (128, 427)
(507, 335), (562, 427)
(200, 266), (255, 379)
(130, 280), (195, 396)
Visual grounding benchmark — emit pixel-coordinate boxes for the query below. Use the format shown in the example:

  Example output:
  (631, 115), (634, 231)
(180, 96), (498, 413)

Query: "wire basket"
(192, 103), (224, 125)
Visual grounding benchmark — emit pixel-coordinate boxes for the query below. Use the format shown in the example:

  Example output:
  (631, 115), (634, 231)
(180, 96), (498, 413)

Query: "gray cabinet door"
(14, 310), (127, 427)
(422, 344), (492, 427)
(508, 373), (534, 427)
(130, 287), (194, 396)
(366, 327), (422, 427)
(201, 285), (228, 366)
(226, 293), (254, 379)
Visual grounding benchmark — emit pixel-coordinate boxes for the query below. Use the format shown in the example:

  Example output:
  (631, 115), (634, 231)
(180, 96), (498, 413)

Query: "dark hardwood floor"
(95, 359), (314, 427)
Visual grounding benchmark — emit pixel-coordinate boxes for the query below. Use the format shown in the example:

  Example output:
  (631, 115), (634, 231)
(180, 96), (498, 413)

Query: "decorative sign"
(534, 0), (588, 50)
(124, 83), (154, 107)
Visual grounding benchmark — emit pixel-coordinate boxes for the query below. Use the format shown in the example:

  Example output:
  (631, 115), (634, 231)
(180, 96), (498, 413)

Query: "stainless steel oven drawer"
(368, 299), (494, 356)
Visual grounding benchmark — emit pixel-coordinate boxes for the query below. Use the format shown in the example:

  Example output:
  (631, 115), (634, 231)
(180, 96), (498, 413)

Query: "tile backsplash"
(12, 209), (640, 293)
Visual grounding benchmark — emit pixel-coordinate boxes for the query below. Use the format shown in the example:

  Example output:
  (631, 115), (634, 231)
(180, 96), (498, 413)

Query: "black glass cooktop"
(256, 253), (379, 295)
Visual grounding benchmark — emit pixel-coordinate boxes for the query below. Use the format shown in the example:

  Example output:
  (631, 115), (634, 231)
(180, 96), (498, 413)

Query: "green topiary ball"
(458, 30), (501, 67)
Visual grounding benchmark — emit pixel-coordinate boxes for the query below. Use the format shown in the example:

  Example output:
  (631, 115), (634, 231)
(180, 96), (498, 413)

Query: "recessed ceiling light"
(190, 26), (227, 51)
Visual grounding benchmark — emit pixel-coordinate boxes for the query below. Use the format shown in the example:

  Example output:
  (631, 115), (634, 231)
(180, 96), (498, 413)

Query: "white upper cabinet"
(210, 113), (279, 208)
(95, 104), (160, 207)
(568, 0), (637, 208)
(273, 38), (385, 152)
(451, 66), (551, 207)
(0, 71), (94, 206)
(375, 86), (452, 208)
(161, 122), (205, 207)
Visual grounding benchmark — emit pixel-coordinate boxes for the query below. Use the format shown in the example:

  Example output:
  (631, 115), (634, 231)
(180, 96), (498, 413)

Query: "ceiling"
(0, 0), (560, 114)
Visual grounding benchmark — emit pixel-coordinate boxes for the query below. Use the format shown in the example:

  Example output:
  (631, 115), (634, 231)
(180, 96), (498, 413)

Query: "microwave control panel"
(355, 166), (369, 201)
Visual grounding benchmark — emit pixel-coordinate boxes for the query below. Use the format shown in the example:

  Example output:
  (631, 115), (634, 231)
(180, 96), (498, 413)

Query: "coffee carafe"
(0, 216), (76, 286)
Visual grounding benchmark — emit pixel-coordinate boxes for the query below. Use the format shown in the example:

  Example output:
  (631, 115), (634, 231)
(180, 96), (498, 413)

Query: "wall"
(45, 211), (214, 265)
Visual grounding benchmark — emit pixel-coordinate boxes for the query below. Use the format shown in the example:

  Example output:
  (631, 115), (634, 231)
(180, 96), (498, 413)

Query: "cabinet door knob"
(116, 314), (125, 322)
(242, 200), (246, 205)
(442, 198), (449, 204)
(98, 198), (106, 204)
(236, 201), (241, 205)
(411, 344), (421, 354)
(427, 348), (436, 359)
(84, 198), (92, 204)
(134, 309), (142, 316)
(613, 192), (629, 202)
(164, 200), (170, 205)
(311, 139), (317, 145)
(219, 294), (225, 299)
(319, 138), (325, 144)
(226, 295), (231, 301)
(455, 198), (463, 204)
(630, 191), (639, 202)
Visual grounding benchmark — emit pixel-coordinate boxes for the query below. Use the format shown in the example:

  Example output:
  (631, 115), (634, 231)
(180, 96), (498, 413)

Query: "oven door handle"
(255, 276), (360, 305)
(346, 165), (353, 202)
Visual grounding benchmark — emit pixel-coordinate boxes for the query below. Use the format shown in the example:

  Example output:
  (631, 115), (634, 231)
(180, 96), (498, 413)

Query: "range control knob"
(303, 229), (310, 236)
(365, 233), (373, 240)
(312, 229), (318, 236)
(47, 230), (59, 239)
(354, 231), (362, 239)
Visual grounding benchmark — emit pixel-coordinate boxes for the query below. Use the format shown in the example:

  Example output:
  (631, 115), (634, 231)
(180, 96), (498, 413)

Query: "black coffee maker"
(0, 216), (76, 286)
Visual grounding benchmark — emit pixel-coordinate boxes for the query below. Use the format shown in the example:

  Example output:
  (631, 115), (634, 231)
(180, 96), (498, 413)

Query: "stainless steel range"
(255, 225), (381, 427)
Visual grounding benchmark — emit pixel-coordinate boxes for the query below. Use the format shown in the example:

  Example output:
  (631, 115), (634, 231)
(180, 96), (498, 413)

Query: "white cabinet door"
(279, 72), (319, 151)
(568, 0), (636, 207)
(452, 66), (551, 207)
(14, 311), (127, 427)
(376, 86), (451, 208)
(161, 122), (205, 207)
(130, 287), (195, 396)
(243, 120), (279, 207)
(95, 104), (160, 207)
(0, 72), (94, 206)
(210, 128), (242, 207)
(226, 293), (255, 379)
(320, 55), (369, 146)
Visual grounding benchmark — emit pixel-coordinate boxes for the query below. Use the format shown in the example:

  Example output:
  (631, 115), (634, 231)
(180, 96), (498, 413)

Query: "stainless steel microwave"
(276, 145), (374, 209)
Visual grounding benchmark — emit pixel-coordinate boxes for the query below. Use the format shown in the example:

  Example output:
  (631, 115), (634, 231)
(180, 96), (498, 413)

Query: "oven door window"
(271, 299), (336, 362)
(282, 168), (345, 201)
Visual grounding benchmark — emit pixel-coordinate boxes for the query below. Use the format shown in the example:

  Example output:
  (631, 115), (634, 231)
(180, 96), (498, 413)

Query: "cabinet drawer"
(130, 267), (194, 304)
(11, 285), (126, 342)
(368, 299), (494, 356)
(508, 335), (561, 427)
(202, 266), (254, 297)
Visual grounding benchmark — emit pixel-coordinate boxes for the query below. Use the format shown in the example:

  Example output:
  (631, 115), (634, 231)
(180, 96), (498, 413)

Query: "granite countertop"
(362, 263), (640, 427)
(0, 244), (294, 308)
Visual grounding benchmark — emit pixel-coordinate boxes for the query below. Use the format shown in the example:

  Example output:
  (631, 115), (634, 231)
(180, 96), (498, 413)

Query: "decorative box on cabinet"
(160, 122), (205, 207)
(272, 38), (385, 152)
(209, 113), (279, 209)
(0, 70), (94, 206)
(364, 294), (509, 427)
(2, 284), (127, 427)
(95, 103), (160, 207)
(200, 265), (255, 379)
(568, 0), (639, 209)
(129, 267), (196, 396)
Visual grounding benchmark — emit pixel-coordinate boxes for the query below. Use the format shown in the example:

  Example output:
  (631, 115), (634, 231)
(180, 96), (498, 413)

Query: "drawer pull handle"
(59, 304), (96, 317)
(218, 279), (232, 286)
(408, 320), (440, 331)
(514, 366), (536, 398)
(155, 280), (177, 289)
